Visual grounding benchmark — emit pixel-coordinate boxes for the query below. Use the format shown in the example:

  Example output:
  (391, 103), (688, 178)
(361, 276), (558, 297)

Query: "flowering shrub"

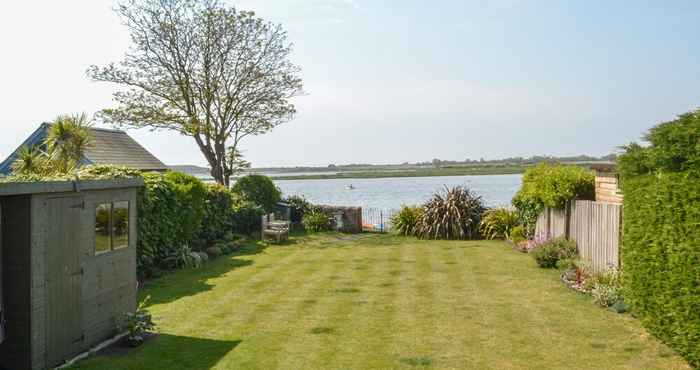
(530, 237), (577, 268)
(590, 266), (622, 307)
(514, 231), (550, 253)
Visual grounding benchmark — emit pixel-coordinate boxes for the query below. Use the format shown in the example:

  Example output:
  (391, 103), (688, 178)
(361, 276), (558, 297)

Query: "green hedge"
(618, 109), (700, 178)
(622, 173), (700, 367)
(137, 173), (185, 274)
(138, 172), (264, 276)
(196, 183), (263, 244)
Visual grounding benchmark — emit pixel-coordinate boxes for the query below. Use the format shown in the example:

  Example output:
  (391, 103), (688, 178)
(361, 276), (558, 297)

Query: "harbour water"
(275, 174), (522, 210)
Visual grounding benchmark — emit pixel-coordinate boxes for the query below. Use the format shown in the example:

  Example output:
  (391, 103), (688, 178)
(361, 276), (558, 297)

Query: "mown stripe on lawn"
(164, 246), (315, 337)
(275, 240), (379, 368)
(217, 244), (349, 369)
(319, 237), (405, 369)
(146, 243), (302, 325)
(383, 240), (437, 369)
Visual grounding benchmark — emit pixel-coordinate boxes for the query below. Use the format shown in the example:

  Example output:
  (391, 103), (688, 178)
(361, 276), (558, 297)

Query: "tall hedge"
(618, 109), (700, 178)
(622, 173), (700, 366)
(137, 172), (185, 274)
(163, 171), (207, 242)
(196, 183), (264, 244)
(138, 172), (263, 276)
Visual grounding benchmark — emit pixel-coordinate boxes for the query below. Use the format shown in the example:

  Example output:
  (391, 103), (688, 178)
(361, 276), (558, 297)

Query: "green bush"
(232, 195), (265, 234)
(163, 245), (198, 270)
(621, 173), (700, 366)
(137, 172), (184, 274)
(219, 245), (231, 255)
(232, 174), (281, 213)
(206, 246), (223, 259)
(509, 225), (526, 244)
(512, 163), (594, 236)
(531, 237), (577, 268)
(284, 195), (312, 223)
(618, 109), (700, 178)
(197, 184), (235, 243)
(196, 184), (264, 244)
(302, 211), (332, 232)
(416, 186), (485, 240)
(479, 208), (520, 240)
(164, 171), (207, 242)
(391, 205), (422, 236)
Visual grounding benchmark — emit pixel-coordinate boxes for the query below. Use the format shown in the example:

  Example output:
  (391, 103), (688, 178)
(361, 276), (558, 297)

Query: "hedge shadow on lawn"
(85, 334), (241, 369)
(144, 256), (254, 306)
(143, 241), (269, 307)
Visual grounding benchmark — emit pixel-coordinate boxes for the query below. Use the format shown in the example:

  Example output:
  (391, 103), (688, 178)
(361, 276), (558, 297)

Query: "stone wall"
(316, 205), (363, 233)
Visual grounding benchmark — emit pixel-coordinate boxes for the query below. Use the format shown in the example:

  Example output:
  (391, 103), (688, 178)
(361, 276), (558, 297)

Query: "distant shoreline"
(272, 165), (526, 180)
(172, 161), (612, 181)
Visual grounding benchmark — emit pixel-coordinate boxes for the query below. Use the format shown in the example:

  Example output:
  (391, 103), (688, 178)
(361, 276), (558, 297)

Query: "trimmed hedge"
(622, 173), (700, 367)
(137, 173), (185, 274)
(196, 184), (264, 245)
(197, 184), (237, 244)
(138, 172), (264, 276)
(163, 171), (207, 242)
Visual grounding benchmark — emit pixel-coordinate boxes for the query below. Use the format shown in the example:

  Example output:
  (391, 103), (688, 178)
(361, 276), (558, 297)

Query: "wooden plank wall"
(536, 201), (621, 272)
(534, 208), (567, 239)
(595, 174), (623, 205)
(570, 200), (621, 272)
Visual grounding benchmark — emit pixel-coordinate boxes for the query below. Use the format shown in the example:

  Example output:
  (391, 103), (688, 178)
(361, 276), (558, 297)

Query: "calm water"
(275, 174), (522, 210)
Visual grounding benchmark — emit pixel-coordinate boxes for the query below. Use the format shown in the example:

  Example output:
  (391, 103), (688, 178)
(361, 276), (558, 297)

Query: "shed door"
(46, 196), (84, 366)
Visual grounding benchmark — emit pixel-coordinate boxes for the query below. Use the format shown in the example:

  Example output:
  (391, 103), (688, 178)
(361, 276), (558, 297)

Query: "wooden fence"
(535, 207), (568, 239)
(535, 200), (622, 272)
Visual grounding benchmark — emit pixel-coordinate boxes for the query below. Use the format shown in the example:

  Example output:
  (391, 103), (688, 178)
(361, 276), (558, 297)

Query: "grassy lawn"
(73, 234), (689, 370)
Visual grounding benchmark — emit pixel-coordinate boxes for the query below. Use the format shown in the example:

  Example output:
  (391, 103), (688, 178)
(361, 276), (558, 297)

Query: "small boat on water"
(346, 184), (355, 190)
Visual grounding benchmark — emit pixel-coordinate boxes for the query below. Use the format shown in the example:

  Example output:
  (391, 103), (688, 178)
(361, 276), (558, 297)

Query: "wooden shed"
(0, 178), (143, 370)
(591, 163), (623, 205)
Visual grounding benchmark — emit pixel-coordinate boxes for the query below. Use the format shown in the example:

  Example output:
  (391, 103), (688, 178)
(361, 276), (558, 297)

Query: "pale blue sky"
(1, 1), (698, 167)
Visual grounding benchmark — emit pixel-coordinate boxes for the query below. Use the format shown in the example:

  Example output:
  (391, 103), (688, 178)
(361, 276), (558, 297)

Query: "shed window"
(113, 201), (129, 250)
(94, 201), (130, 254)
(95, 203), (112, 254)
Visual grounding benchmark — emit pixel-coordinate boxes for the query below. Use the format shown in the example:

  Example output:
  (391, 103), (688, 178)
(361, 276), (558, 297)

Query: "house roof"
(0, 123), (168, 174)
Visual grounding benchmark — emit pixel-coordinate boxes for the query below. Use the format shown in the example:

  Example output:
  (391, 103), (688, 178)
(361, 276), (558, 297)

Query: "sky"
(1, 1), (699, 167)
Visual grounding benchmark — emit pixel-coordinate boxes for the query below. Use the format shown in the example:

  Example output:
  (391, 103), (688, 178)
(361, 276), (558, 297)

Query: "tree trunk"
(194, 134), (227, 186)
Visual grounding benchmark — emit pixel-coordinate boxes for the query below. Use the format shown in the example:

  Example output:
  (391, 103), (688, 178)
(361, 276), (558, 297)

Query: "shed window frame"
(94, 200), (131, 255)
(94, 203), (112, 255)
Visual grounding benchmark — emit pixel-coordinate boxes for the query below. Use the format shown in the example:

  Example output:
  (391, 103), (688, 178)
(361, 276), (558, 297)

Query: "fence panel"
(534, 207), (567, 238)
(536, 201), (621, 272)
(570, 200), (621, 272)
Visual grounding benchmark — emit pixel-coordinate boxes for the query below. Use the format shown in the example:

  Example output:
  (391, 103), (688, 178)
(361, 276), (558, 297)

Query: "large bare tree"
(88, 0), (303, 186)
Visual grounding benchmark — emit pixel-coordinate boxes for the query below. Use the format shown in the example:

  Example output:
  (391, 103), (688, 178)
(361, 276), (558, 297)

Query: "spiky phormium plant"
(416, 186), (486, 240)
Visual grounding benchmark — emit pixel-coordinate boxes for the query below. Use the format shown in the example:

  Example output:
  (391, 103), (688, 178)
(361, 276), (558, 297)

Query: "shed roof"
(0, 123), (168, 174)
(0, 178), (145, 197)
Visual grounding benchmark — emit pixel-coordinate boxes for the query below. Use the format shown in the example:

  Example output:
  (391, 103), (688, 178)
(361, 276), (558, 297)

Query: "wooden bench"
(261, 214), (290, 243)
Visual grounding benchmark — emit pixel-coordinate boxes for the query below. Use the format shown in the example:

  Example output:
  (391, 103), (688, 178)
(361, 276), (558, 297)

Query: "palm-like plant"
(480, 208), (520, 240)
(416, 186), (486, 240)
(11, 145), (48, 175)
(391, 205), (423, 236)
(46, 113), (92, 173)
